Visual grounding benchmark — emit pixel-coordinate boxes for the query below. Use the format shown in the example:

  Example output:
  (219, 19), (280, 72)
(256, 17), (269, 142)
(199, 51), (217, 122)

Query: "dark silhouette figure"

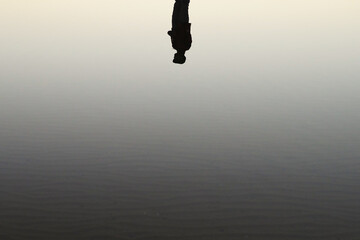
(168, 0), (192, 64)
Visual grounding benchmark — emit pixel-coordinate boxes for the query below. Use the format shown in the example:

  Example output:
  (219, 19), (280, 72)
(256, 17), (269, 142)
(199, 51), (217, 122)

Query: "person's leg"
(173, 0), (189, 27)
(172, 0), (181, 29)
(178, 0), (190, 24)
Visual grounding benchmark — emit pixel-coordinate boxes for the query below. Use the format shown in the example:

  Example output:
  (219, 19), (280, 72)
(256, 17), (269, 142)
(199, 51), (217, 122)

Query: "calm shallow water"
(1, 1), (360, 239)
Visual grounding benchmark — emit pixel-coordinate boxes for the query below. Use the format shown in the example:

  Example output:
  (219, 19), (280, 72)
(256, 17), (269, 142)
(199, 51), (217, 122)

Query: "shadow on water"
(168, 0), (192, 64)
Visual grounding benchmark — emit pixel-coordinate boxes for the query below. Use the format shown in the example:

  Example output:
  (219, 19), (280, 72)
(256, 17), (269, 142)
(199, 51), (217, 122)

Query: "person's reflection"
(168, 0), (192, 64)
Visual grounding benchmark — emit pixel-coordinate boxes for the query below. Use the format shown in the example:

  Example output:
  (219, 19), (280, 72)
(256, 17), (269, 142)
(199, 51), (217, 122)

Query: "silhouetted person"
(168, 0), (192, 64)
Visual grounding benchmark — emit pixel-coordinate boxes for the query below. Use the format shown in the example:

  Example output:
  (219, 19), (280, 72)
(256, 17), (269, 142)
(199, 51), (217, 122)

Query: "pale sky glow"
(0, 1), (359, 78)
(1, 1), (360, 29)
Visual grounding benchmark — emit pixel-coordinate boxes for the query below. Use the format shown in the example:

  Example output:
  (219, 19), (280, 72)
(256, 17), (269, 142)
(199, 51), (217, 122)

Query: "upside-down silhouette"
(168, 0), (192, 64)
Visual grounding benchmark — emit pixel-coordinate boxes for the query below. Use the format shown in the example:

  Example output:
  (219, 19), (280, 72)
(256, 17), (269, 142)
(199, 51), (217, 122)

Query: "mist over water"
(1, 1), (360, 239)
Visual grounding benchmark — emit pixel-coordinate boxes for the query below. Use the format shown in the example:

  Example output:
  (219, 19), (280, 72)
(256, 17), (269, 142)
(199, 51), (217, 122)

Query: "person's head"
(173, 52), (186, 64)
